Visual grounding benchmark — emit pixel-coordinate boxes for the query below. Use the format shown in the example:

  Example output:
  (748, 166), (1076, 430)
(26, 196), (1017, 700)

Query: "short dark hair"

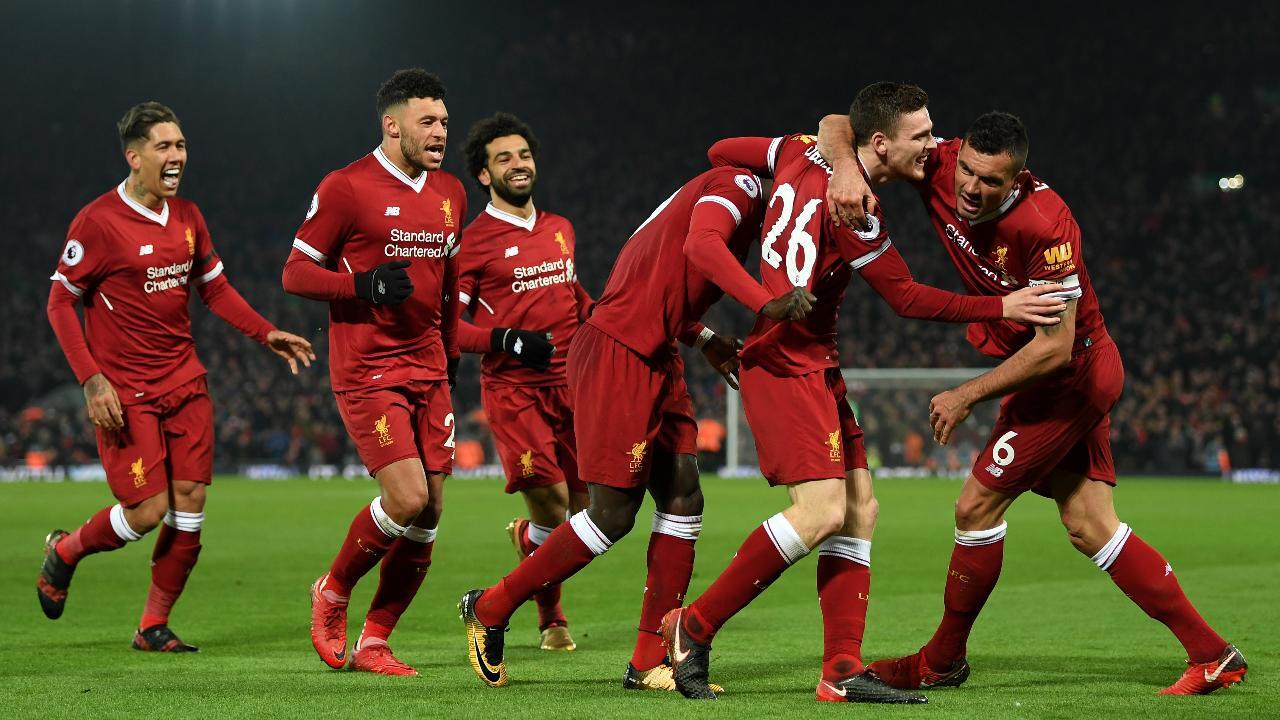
(849, 82), (928, 146)
(376, 68), (447, 116)
(117, 101), (180, 153)
(964, 111), (1029, 170)
(464, 112), (540, 190)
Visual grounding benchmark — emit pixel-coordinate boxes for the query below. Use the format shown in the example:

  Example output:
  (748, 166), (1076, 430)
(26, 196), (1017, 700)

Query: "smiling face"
(125, 121), (187, 201)
(881, 107), (936, 183)
(388, 96), (449, 173)
(953, 141), (1020, 220)
(479, 134), (536, 206)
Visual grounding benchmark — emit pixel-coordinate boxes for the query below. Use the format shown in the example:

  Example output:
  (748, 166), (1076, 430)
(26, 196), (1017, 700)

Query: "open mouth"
(505, 170), (533, 189)
(424, 144), (445, 164)
(161, 166), (181, 190)
(959, 193), (981, 214)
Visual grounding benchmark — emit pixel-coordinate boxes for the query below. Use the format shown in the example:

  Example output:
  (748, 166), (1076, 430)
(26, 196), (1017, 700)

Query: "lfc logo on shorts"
(185, 227), (195, 257)
(629, 441), (648, 473)
(374, 414), (394, 448)
(441, 198), (455, 227)
(827, 431), (842, 461)
(130, 457), (147, 488)
(554, 231), (569, 255)
(518, 450), (535, 478)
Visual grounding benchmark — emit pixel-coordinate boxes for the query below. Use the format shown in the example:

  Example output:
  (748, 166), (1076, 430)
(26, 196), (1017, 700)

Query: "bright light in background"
(1218, 174), (1245, 192)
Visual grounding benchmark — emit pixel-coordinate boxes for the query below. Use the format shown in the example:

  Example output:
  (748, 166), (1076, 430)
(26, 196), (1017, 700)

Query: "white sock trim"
(402, 524), (437, 543)
(109, 503), (143, 542)
(762, 513), (810, 565)
(369, 496), (407, 538)
(568, 511), (612, 556)
(526, 522), (553, 546)
(818, 535), (871, 567)
(1091, 522), (1132, 571)
(162, 510), (205, 533)
(652, 511), (702, 541)
(955, 521), (1008, 547)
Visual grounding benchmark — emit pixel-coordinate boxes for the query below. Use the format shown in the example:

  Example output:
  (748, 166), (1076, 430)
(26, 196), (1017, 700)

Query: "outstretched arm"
(199, 274), (315, 374)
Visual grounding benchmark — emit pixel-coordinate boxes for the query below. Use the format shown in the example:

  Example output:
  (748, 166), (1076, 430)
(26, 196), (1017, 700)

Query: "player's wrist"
(693, 326), (716, 350)
(490, 327), (511, 353)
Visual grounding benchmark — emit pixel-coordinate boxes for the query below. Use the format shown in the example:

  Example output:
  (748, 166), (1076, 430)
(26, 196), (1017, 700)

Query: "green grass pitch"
(1, 475), (1274, 719)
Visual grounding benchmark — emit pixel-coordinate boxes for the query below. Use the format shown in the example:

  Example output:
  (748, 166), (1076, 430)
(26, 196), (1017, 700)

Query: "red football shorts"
(481, 383), (584, 495)
(97, 375), (213, 506)
(568, 324), (697, 489)
(742, 365), (867, 486)
(336, 379), (455, 477)
(972, 338), (1125, 497)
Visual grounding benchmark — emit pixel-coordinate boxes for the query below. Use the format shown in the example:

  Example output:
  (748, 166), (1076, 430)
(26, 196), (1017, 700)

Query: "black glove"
(491, 328), (554, 371)
(355, 260), (413, 305)
(447, 356), (459, 389)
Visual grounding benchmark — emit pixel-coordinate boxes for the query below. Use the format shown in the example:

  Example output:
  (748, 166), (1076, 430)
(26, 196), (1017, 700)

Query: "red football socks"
(327, 500), (402, 596)
(923, 523), (1006, 669)
(363, 529), (435, 643)
(476, 513), (605, 627)
(631, 516), (699, 670)
(685, 514), (808, 645)
(817, 536), (872, 680)
(521, 525), (568, 630)
(57, 505), (132, 565)
(139, 522), (202, 629)
(1099, 526), (1227, 663)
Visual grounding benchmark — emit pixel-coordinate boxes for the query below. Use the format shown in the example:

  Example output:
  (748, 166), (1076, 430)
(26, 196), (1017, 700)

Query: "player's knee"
(1060, 510), (1108, 556)
(848, 495), (878, 530)
(660, 486), (704, 517)
(383, 485), (430, 523)
(124, 496), (168, 534)
(586, 506), (636, 543)
(954, 494), (995, 529)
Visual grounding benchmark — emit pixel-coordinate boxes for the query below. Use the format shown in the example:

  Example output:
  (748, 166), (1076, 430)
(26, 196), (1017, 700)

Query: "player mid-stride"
(39, 101), (315, 652)
(283, 69), (467, 676)
(811, 110), (1247, 696)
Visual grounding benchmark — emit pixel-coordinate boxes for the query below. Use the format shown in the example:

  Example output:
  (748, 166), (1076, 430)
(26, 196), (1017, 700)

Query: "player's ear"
(478, 168), (492, 188)
(123, 145), (142, 172)
(1014, 167), (1031, 188)
(383, 113), (400, 139)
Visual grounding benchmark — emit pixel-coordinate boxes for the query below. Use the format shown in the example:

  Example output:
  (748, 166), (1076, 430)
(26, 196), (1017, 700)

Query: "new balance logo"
(139, 244), (154, 256)
(985, 464), (1004, 477)
(504, 246), (519, 258)
(385, 206), (400, 216)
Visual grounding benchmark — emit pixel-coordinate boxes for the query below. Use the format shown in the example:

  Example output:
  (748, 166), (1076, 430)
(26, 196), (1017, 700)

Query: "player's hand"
(702, 334), (744, 390)
(1002, 284), (1067, 326)
(355, 260), (413, 305)
(760, 287), (816, 321)
(83, 372), (124, 431)
(266, 330), (316, 375)
(827, 159), (877, 230)
(447, 356), (459, 389)
(929, 388), (973, 445)
(492, 328), (555, 371)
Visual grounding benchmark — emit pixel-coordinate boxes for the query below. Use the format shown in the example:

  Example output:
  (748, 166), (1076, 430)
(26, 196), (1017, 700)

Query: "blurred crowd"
(2, 4), (1276, 476)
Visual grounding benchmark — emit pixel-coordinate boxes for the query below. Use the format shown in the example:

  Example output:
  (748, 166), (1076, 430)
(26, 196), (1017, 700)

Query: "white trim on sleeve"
(848, 239), (893, 270)
(50, 271), (84, 297)
(695, 195), (743, 227)
(193, 260), (224, 285)
(457, 291), (472, 305)
(292, 238), (327, 263)
(767, 136), (783, 174)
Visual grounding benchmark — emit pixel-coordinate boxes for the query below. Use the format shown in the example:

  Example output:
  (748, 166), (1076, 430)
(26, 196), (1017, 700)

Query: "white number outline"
(992, 430), (1018, 466)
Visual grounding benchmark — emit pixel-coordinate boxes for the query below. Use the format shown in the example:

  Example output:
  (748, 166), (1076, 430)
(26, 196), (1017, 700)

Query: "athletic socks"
(684, 513), (809, 645)
(923, 522), (1006, 669)
(817, 535), (872, 680)
(521, 522), (568, 630)
(327, 497), (405, 596)
(475, 510), (610, 627)
(139, 510), (203, 629)
(631, 511), (701, 670)
(361, 525), (437, 644)
(56, 504), (141, 564)
(1096, 523), (1228, 663)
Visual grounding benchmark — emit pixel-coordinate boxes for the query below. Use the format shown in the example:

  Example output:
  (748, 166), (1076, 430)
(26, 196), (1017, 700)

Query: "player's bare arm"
(816, 113), (875, 228)
(83, 372), (124, 430)
(929, 298), (1077, 444)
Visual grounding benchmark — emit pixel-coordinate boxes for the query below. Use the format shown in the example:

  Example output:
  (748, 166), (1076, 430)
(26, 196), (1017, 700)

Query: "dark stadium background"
(1, 1), (1276, 477)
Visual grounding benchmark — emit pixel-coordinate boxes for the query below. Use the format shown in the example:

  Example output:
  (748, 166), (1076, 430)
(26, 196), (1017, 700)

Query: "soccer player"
(38, 101), (315, 652)
(456, 112), (593, 652)
(461, 160), (810, 692)
(809, 110), (1247, 695)
(660, 83), (1069, 703)
(282, 69), (467, 676)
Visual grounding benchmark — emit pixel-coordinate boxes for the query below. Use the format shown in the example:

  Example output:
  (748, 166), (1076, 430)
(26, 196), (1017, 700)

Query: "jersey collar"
(969, 184), (1021, 226)
(484, 202), (537, 231)
(372, 146), (428, 193)
(116, 182), (170, 226)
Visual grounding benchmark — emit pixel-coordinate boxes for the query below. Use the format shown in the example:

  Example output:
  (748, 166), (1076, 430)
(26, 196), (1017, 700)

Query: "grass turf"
(0, 475), (1273, 719)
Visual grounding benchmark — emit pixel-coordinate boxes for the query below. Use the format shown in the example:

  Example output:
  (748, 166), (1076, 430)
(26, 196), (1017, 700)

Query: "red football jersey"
(49, 184), (227, 404)
(587, 166), (766, 360)
(457, 205), (590, 386)
(289, 148), (467, 391)
(916, 139), (1108, 358)
(739, 134), (892, 376)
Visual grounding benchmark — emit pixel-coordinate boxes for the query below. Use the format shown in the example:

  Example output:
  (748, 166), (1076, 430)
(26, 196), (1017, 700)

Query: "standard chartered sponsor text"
(511, 258), (573, 293)
(144, 260), (193, 293)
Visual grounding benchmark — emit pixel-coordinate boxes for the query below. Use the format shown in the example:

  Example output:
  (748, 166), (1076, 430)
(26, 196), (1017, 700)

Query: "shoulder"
(1014, 175), (1075, 240)
(72, 191), (120, 236)
(169, 196), (204, 222)
(461, 211), (498, 243)
(431, 169), (467, 198)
